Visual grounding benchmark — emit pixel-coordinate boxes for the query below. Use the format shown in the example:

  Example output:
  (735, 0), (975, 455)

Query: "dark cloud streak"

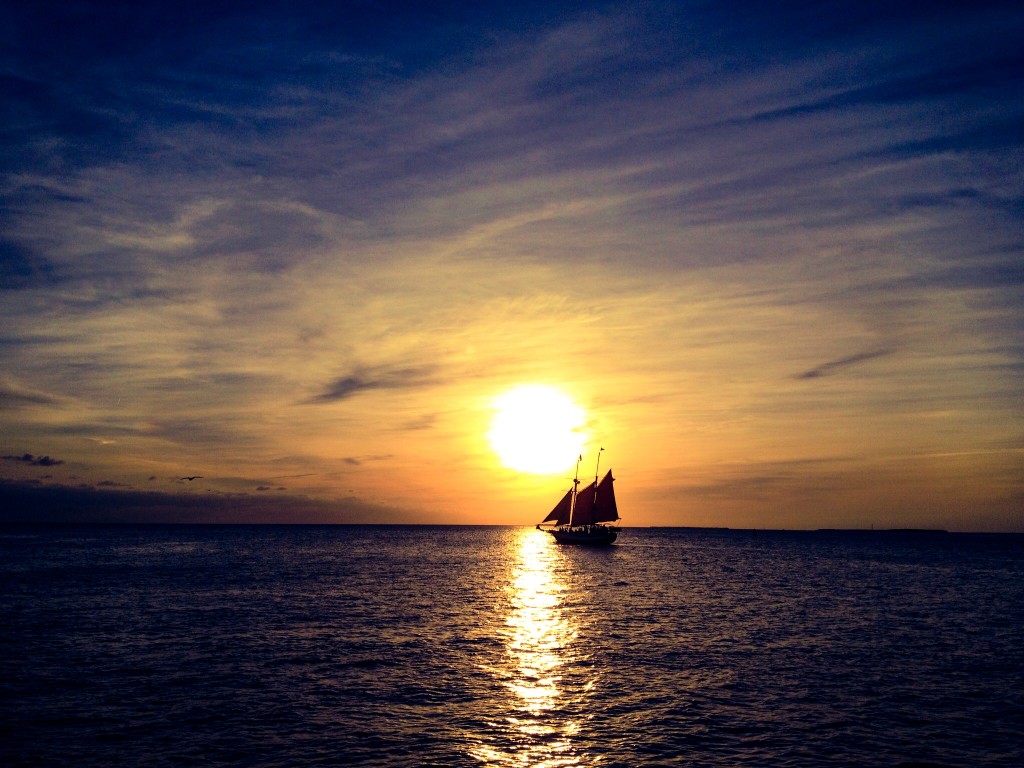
(796, 349), (892, 380)
(3, 452), (65, 467)
(311, 366), (438, 403)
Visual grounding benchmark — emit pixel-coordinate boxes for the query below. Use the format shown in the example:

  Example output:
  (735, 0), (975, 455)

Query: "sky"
(2, 1), (1022, 530)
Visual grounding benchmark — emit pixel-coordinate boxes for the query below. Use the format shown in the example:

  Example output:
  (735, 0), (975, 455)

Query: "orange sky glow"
(2, 3), (1022, 531)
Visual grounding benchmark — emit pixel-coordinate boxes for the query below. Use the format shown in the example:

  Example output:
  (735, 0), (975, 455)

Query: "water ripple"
(1, 526), (1022, 767)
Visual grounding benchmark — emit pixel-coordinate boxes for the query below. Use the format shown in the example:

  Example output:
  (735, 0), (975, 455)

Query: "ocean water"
(2, 525), (1022, 767)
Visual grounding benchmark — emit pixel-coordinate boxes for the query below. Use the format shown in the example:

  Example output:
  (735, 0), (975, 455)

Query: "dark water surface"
(2, 525), (1022, 766)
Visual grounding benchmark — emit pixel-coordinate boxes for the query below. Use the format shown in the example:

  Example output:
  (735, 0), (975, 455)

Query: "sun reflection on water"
(473, 528), (583, 767)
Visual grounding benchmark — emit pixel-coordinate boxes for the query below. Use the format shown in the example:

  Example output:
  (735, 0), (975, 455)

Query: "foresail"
(541, 488), (573, 524)
(593, 470), (618, 522)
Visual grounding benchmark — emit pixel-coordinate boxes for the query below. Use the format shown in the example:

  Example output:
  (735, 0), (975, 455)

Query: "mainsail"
(568, 471), (617, 525)
(569, 481), (596, 524)
(593, 470), (618, 522)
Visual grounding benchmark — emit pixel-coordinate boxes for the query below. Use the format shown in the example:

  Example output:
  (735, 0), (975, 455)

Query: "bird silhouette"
(179, 476), (203, 481)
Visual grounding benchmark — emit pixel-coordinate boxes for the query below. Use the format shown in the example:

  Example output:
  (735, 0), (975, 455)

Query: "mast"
(567, 454), (582, 527)
(589, 447), (604, 520)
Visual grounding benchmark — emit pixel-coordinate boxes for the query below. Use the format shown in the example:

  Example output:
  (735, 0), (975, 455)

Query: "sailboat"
(537, 451), (620, 545)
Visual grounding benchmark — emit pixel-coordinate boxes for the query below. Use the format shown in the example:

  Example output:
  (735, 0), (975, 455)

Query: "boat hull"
(547, 526), (618, 545)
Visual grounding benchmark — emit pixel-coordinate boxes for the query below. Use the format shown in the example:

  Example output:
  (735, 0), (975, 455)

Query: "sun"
(488, 385), (587, 474)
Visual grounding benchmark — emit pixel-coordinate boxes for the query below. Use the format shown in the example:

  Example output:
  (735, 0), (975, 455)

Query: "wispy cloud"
(0, 378), (66, 409)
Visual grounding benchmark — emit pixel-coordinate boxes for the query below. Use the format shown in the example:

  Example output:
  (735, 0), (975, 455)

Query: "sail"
(592, 470), (618, 522)
(569, 480), (598, 524)
(541, 488), (574, 525)
(543, 471), (617, 526)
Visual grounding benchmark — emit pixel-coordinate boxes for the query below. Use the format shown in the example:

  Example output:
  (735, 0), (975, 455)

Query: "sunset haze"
(2, 1), (1022, 530)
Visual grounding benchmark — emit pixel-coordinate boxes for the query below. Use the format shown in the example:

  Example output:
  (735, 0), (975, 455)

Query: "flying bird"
(179, 476), (203, 481)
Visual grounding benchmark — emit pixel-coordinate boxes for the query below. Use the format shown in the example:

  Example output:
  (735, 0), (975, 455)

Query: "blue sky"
(2, 1), (1022, 528)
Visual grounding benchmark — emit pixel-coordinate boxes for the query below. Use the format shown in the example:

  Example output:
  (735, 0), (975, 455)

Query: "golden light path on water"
(473, 529), (585, 767)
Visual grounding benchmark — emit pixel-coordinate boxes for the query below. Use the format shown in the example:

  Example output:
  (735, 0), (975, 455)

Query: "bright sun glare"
(488, 385), (587, 474)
